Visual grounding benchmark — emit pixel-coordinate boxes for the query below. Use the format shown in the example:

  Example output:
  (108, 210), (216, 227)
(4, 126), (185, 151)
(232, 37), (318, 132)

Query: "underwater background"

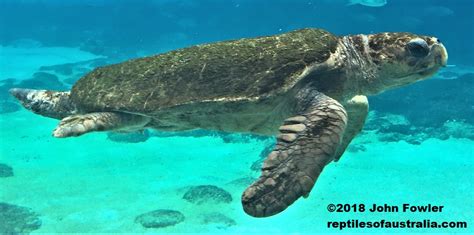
(0, 0), (473, 233)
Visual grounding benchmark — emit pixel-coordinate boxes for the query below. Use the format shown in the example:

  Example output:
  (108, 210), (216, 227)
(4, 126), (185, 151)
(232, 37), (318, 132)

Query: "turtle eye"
(406, 39), (430, 58)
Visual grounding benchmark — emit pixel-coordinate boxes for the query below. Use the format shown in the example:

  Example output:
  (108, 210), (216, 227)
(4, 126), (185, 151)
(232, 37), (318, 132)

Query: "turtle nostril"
(437, 38), (441, 43)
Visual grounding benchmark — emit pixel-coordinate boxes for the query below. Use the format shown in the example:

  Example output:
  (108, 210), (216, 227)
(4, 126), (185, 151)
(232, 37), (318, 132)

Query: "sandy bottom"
(0, 45), (473, 233)
(1, 109), (473, 233)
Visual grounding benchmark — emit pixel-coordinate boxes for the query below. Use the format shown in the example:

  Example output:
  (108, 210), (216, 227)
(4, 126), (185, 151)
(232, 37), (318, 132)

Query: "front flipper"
(334, 95), (368, 161)
(53, 112), (151, 138)
(242, 92), (347, 217)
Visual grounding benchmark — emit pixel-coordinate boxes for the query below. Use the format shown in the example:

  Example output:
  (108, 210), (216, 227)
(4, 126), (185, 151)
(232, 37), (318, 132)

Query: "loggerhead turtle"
(10, 28), (447, 217)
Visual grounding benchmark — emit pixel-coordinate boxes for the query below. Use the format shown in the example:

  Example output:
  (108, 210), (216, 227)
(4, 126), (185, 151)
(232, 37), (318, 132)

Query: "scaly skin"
(242, 88), (347, 217)
(9, 88), (77, 119)
(53, 112), (150, 138)
(334, 95), (369, 161)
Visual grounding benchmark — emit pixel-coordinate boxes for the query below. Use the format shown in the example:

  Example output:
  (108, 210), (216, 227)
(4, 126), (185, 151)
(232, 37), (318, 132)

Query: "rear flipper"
(9, 88), (77, 119)
(53, 112), (151, 138)
(242, 91), (347, 217)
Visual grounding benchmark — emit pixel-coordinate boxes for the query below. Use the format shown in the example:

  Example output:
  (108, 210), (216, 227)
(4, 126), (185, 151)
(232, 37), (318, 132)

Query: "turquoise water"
(1, 0), (473, 233)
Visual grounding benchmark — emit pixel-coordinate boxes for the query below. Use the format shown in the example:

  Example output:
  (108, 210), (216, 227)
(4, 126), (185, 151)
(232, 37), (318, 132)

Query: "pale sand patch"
(1, 110), (473, 233)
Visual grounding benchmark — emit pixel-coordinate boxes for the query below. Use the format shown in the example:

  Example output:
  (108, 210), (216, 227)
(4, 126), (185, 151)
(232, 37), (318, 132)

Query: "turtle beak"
(440, 44), (448, 67)
(432, 39), (448, 67)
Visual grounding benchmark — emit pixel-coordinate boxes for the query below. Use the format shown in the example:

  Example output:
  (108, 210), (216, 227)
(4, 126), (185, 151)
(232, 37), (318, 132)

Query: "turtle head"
(361, 32), (448, 94)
